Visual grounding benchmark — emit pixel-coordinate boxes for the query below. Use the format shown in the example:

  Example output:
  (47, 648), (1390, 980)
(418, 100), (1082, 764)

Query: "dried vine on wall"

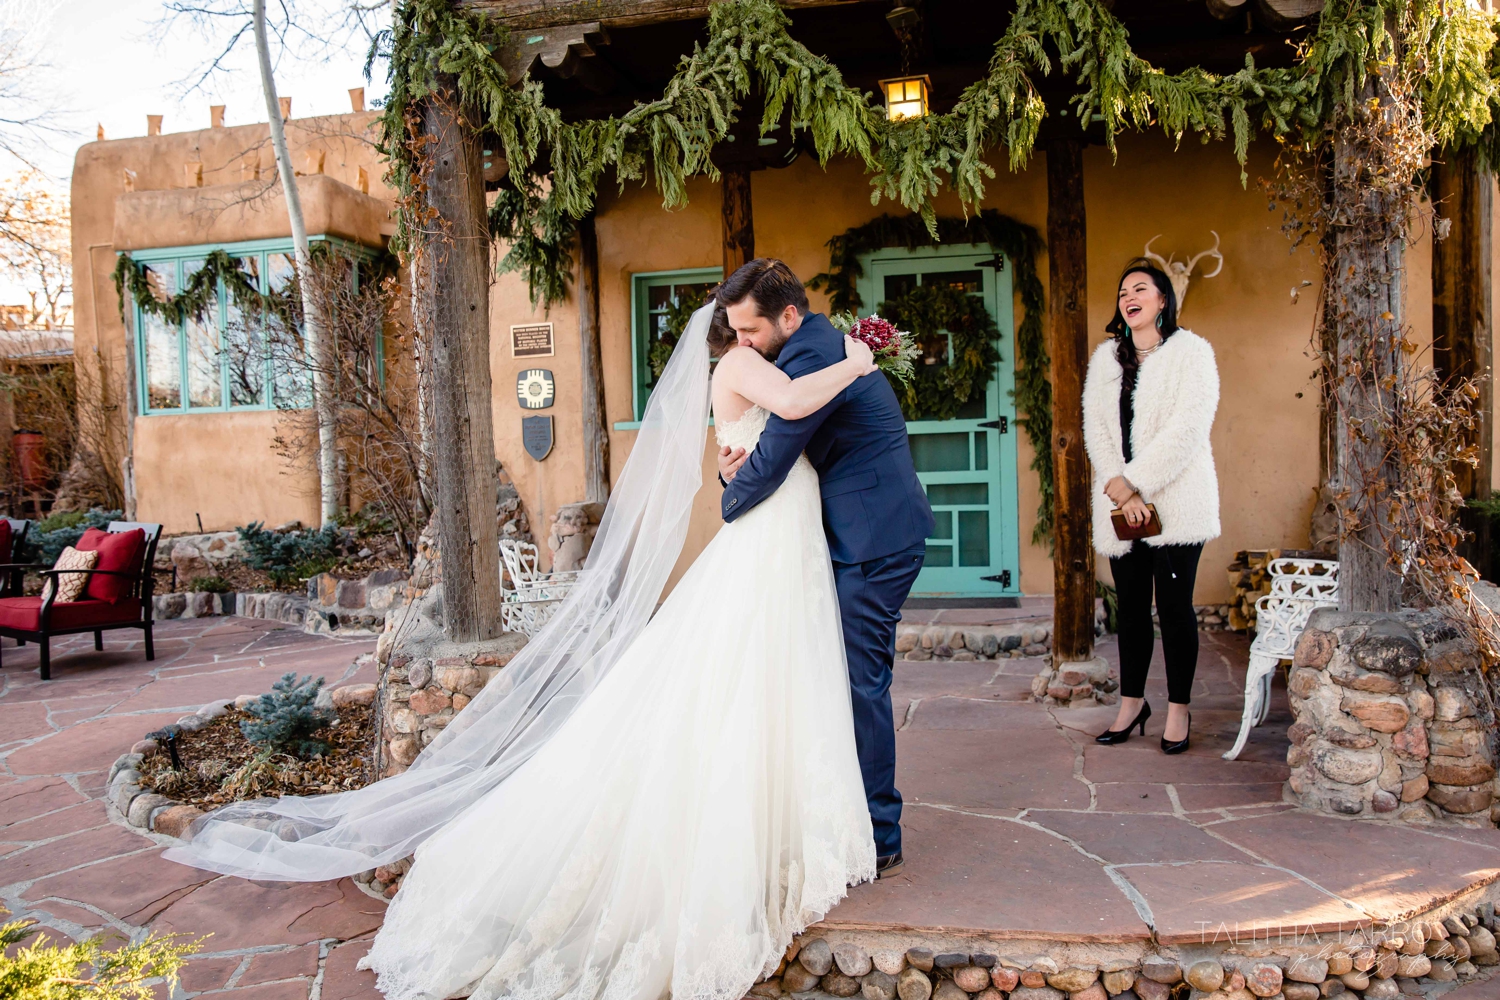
(1265, 22), (1499, 654)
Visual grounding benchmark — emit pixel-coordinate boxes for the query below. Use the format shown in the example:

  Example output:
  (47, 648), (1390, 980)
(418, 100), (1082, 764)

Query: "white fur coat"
(1081, 329), (1221, 558)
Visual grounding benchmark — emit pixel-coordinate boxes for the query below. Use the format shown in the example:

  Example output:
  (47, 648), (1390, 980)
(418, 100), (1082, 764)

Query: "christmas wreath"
(878, 283), (1000, 422)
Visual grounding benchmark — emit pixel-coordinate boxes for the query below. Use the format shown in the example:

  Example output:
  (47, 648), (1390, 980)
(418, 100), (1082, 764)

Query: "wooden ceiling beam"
(462, 0), (864, 31)
(499, 22), (618, 92)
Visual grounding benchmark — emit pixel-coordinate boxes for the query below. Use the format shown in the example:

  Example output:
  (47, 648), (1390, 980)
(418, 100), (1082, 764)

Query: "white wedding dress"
(359, 404), (876, 1000)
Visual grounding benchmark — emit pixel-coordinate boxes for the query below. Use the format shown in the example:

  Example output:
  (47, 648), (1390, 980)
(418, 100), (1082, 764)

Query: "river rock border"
(759, 902), (1497, 1000)
(105, 683), (378, 840)
(1286, 609), (1498, 824)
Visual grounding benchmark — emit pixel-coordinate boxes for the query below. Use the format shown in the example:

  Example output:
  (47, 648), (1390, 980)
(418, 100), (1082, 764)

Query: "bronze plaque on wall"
(522, 415), (554, 461)
(511, 323), (554, 358)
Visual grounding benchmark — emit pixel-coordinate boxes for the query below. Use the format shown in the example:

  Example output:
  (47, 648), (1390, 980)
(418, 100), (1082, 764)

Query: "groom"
(716, 258), (934, 877)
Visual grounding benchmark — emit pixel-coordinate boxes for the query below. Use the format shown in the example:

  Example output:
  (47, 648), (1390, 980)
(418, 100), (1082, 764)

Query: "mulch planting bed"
(140, 705), (377, 809)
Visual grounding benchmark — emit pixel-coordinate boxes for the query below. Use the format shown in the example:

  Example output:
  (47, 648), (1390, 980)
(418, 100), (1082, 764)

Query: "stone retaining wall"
(151, 590), (307, 624)
(1287, 609), (1498, 824)
(895, 622), (1060, 663)
(373, 589), (528, 777)
(763, 903), (1497, 1000)
(305, 568), (409, 635)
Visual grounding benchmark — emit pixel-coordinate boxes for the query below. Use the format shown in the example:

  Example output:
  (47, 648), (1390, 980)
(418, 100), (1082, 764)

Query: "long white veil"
(164, 302), (716, 881)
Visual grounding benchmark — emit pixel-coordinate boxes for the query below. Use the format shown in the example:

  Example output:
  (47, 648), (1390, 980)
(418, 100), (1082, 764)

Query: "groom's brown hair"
(716, 258), (809, 319)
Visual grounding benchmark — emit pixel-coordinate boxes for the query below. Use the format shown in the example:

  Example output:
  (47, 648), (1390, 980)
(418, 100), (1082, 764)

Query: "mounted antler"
(1140, 231), (1223, 312)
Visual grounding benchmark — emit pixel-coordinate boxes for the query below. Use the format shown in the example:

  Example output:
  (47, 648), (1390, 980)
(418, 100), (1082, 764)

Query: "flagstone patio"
(0, 617), (1496, 998)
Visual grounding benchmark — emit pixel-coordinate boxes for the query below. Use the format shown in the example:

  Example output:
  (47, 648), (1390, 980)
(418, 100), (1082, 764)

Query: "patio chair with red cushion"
(0, 519), (36, 597)
(0, 521), (163, 680)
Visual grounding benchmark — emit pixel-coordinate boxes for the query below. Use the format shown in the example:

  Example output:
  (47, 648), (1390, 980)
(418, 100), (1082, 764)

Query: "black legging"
(1109, 541), (1203, 705)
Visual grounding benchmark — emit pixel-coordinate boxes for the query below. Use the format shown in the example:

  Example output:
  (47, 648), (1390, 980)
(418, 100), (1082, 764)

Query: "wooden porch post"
(1046, 138), (1095, 663)
(578, 212), (610, 503)
(722, 167), (754, 274)
(1432, 146), (1494, 576)
(419, 90), (504, 642)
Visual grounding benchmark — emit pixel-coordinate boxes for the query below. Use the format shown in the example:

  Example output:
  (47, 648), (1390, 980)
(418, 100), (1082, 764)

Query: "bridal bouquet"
(829, 312), (921, 387)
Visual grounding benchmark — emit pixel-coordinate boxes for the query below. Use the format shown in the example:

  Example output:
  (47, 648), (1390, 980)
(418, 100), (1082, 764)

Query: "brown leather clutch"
(1111, 503), (1162, 541)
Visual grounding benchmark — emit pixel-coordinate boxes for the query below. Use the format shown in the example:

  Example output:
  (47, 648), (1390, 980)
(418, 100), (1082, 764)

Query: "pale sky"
(28, 0), (390, 180)
(0, 0), (390, 308)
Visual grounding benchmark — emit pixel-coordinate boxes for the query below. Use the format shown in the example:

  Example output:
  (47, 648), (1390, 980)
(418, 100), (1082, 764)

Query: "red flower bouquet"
(831, 312), (921, 387)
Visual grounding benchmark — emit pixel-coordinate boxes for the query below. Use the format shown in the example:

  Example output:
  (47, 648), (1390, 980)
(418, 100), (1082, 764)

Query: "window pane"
(924, 542), (952, 567)
(268, 253), (310, 407)
(140, 262), (180, 410)
(974, 430), (988, 470)
(882, 274), (917, 301)
(956, 391), (988, 419)
(182, 258), (222, 407)
(929, 510), (952, 540)
(928, 482), (988, 505)
(909, 432), (970, 472)
(225, 255), (265, 406)
(647, 284), (672, 311)
(958, 510), (991, 566)
(923, 270), (983, 294)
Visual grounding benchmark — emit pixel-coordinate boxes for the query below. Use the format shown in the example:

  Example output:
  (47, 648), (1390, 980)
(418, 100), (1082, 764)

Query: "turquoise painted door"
(859, 245), (1019, 598)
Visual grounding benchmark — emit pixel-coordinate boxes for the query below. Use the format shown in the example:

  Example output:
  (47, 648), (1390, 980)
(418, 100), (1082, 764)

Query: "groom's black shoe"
(875, 852), (904, 879)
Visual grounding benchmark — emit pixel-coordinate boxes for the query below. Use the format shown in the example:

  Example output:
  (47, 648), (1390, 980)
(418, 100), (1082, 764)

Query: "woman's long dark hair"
(1106, 259), (1180, 390)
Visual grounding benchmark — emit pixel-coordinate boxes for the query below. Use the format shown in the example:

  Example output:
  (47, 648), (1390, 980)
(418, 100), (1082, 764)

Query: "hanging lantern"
(880, 75), (930, 121)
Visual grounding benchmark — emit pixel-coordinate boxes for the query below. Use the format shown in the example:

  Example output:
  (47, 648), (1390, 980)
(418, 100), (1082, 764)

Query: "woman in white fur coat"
(1083, 259), (1220, 754)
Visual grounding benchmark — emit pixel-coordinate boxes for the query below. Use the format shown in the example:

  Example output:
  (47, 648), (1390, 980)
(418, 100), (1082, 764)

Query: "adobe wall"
(487, 132), (1432, 602)
(70, 111), (394, 534)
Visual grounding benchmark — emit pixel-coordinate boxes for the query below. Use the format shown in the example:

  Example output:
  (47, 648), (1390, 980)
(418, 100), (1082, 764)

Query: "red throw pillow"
(76, 527), (145, 603)
(0, 520), (13, 563)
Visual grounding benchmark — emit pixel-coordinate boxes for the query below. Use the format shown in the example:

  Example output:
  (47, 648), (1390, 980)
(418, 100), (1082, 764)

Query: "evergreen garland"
(809, 211), (1054, 546)
(378, 0), (1500, 309)
(112, 250), (267, 325)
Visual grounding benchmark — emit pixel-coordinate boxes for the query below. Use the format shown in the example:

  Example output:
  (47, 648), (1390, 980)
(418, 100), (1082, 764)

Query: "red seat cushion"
(75, 528), (145, 603)
(0, 597), (142, 632)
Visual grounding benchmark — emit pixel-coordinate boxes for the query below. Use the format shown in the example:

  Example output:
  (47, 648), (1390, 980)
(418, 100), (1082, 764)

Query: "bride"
(166, 301), (884, 1000)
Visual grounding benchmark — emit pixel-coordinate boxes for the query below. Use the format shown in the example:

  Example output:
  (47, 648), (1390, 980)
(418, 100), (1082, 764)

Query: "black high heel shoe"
(1161, 711), (1192, 755)
(1095, 701), (1151, 745)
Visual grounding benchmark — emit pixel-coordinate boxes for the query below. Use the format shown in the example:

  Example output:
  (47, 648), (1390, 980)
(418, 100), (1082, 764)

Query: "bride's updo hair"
(707, 298), (738, 357)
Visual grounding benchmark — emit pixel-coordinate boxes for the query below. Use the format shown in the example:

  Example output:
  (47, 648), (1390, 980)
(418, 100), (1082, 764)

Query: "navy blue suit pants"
(833, 543), (926, 858)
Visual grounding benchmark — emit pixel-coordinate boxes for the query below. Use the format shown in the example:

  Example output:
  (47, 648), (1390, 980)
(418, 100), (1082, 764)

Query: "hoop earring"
(1155, 314), (1163, 330)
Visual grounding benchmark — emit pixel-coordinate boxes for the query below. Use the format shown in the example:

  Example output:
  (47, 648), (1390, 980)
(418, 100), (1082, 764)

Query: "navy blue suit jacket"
(720, 313), (935, 565)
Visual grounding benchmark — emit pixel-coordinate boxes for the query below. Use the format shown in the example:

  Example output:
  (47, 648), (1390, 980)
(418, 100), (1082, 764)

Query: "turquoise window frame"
(126, 236), (383, 417)
(616, 266), (722, 429)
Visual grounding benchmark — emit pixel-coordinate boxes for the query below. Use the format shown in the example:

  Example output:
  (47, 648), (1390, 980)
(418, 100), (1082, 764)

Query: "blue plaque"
(522, 415), (553, 461)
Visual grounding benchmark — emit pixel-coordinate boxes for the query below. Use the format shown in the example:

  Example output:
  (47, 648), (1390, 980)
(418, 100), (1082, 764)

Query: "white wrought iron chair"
(498, 539), (579, 636)
(1223, 557), (1339, 760)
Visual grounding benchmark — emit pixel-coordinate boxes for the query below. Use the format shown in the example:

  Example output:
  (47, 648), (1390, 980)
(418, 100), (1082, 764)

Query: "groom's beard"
(756, 322), (792, 362)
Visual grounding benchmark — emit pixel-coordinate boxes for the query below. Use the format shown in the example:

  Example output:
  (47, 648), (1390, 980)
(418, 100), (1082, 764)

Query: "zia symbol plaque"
(516, 369), (555, 410)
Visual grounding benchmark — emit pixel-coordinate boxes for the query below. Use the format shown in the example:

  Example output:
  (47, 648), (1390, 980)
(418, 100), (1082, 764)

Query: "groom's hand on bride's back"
(718, 445), (748, 485)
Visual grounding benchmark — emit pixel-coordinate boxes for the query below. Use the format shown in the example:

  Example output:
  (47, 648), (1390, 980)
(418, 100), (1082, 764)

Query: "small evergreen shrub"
(240, 672), (336, 757)
(185, 575), (233, 593)
(28, 509), (121, 565)
(0, 906), (196, 1000)
(236, 522), (345, 587)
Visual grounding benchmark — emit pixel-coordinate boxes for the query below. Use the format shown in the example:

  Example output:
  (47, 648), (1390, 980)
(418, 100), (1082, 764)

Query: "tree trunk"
(1432, 146), (1494, 576)
(722, 167), (754, 275)
(1046, 138), (1094, 663)
(418, 90), (503, 642)
(578, 213), (609, 503)
(253, 0), (337, 527)
(1330, 95), (1405, 613)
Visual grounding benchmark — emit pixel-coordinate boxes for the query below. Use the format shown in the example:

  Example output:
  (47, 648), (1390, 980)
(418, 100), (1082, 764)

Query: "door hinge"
(981, 570), (1012, 588)
(973, 255), (1006, 272)
(978, 417), (1008, 433)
